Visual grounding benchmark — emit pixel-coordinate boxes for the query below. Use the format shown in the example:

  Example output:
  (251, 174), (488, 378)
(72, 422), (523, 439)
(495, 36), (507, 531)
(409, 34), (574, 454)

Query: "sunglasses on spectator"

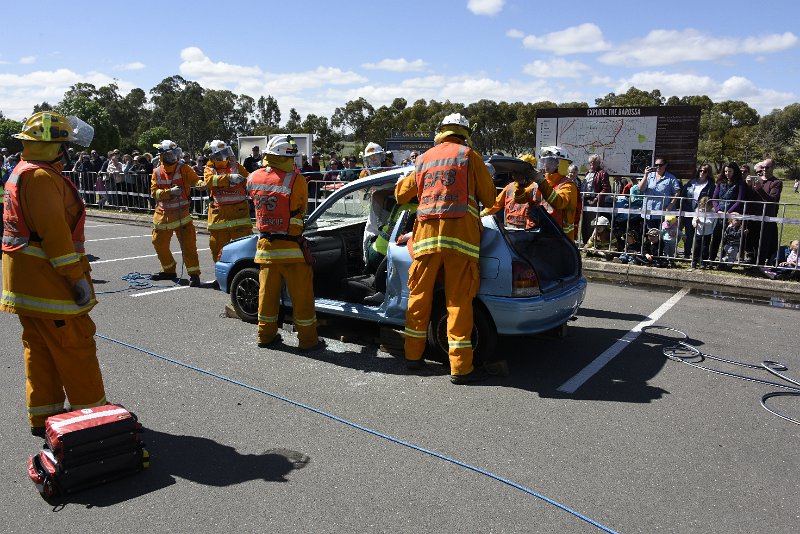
(655, 163), (666, 167)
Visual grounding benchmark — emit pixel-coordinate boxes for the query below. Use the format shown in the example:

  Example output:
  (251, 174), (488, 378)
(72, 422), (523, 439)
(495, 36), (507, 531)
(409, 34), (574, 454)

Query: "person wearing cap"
(202, 140), (252, 267)
(150, 139), (203, 287)
(514, 146), (579, 240)
(636, 227), (668, 267)
(247, 135), (322, 351)
(1, 111), (108, 436)
(584, 215), (612, 260)
(394, 113), (497, 384)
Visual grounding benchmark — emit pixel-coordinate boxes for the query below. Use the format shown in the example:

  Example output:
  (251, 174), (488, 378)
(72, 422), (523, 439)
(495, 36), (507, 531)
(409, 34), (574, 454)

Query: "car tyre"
(425, 300), (497, 367)
(230, 267), (260, 324)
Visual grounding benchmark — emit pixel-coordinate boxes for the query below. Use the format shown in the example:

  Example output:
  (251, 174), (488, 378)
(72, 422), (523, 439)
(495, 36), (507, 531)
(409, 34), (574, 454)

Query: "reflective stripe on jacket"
(2, 161), (86, 255)
(415, 142), (471, 221)
(153, 163), (189, 211)
(249, 168), (296, 234)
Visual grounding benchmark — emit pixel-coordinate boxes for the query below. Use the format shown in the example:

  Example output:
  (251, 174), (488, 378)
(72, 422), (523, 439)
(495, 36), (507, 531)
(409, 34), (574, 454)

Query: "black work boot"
(189, 275), (201, 287)
(450, 368), (487, 385)
(151, 272), (178, 281)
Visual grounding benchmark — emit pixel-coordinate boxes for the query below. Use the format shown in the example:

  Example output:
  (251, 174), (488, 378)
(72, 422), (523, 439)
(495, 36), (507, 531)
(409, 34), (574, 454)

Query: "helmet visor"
(365, 154), (382, 168)
(67, 116), (94, 147)
(212, 147), (233, 161)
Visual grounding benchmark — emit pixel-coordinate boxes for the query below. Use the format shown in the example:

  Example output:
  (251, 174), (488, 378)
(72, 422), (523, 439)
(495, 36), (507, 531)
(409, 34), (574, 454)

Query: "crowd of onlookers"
(578, 155), (797, 277)
(1, 144), (797, 278)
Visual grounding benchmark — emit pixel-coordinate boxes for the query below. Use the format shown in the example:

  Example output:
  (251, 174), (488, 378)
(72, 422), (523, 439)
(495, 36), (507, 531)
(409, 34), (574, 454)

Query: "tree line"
(1, 77), (799, 178)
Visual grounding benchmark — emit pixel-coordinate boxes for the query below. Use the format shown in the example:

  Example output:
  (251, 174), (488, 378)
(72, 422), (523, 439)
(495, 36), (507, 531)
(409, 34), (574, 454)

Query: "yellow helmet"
(14, 111), (94, 146)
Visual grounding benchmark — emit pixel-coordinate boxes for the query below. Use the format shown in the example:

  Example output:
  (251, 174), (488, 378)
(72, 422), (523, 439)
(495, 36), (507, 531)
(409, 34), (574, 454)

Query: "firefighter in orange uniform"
(150, 140), (202, 287)
(247, 135), (322, 351)
(514, 146), (577, 240)
(1, 112), (107, 436)
(394, 113), (497, 384)
(480, 156), (538, 229)
(202, 140), (252, 265)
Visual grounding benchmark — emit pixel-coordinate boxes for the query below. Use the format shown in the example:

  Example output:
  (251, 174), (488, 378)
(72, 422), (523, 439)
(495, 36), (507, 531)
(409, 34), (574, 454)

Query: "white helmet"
(208, 139), (233, 161)
(363, 142), (385, 168)
(539, 145), (571, 162)
(265, 135), (299, 157)
(438, 113), (471, 134)
(155, 139), (181, 164)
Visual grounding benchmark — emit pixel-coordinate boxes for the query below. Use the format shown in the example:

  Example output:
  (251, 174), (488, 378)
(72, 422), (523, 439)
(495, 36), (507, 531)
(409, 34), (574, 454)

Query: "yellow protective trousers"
(20, 314), (106, 428)
(152, 222), (200, 275)
(258, 262), (319, 349)
(207, 201), (252, 261)
(404, 250), (480, 376)
(209, 226), (252, 262)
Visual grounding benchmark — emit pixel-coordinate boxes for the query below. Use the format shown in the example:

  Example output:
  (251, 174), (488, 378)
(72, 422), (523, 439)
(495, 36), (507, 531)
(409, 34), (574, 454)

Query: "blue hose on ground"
(96, 333), (618, 534)
(94, 272), (181, 295)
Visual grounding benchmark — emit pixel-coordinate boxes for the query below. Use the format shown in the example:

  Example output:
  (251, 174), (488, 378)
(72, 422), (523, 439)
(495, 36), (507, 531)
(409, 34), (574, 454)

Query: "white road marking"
(129, 279), (217, 297)
(557, 287), (691, 394)
(90, 248), (211, 264)
(130, 285), (188, 297)
(84, 223), (120, 228)
(86, 235), (152, 242)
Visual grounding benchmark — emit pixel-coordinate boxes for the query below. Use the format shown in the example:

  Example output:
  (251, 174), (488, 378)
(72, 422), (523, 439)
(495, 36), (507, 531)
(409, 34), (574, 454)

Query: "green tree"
(301, 114), (342, 155)
(55, 83), (120, 154)
(0, 118), (24, 154)
(137, 126), (171, 152)
(32, 102), (53, 113)
(331, 97), (375, 145)
(150, 75), (207, 155)
(285, 108), (302, 131)
(256, 95), (281, 129)
(595, 87), (665, 107)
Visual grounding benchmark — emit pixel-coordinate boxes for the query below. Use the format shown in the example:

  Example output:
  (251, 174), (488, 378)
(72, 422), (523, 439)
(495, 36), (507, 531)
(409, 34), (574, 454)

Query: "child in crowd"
(719, 213), (745, 270)
(584, 215), (612, 260)
(779, 239), (799, 267)
(618, 230), (640, 264)
(660, 215), (678, 262)
(691, 196), (716, 269)
(635, 228), (669, 267)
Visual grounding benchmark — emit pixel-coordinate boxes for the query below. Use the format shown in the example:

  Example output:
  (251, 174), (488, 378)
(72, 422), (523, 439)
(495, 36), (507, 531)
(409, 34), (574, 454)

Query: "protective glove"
(228, 173), (243, 185)
(169, 185), (182, 197)
(73, 278), (92, 307)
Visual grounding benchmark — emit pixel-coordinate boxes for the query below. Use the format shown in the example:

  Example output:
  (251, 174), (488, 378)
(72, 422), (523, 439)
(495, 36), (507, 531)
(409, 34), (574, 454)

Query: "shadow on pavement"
(47, 429), (310, 509)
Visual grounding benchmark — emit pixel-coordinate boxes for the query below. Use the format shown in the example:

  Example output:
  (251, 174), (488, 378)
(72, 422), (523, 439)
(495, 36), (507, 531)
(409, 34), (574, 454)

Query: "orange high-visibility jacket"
(247, 167), (307, 264)
(151, 162), (201, 230)
(1, 160), (95, 318)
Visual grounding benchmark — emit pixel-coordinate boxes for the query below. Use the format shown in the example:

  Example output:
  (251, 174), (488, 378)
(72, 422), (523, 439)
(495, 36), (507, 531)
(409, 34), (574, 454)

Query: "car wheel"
(425, 301), (498, 367)
(230, 267), (260, 324)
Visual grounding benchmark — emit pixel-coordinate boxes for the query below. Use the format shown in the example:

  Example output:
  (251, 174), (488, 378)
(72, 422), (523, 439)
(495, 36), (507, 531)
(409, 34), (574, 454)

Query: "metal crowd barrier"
(577, 191), (800, 273)
(62, 166), (390, 218)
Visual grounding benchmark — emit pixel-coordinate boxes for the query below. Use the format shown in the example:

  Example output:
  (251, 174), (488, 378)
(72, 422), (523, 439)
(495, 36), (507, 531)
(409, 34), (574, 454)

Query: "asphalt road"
(1, 217), (798, 533)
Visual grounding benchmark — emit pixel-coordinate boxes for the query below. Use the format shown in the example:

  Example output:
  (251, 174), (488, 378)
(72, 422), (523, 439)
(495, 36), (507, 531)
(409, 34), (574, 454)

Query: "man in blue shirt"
(637, 158), (682, 230)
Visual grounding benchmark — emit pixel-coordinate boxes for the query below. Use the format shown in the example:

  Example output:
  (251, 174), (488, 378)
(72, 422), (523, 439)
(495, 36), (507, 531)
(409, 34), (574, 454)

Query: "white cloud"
(178, 47), (367, 96)
(523, 59), (591, 78)
(599, 30), (799, 67)
(115, 62), (146, 71)
(522, 23), (611, 55)
(362, 58), (428, 72)
(0, 69), (136, 120)
(614, 71), (796, 114)
(506, 29), (524, 39)
(467, 0), (504, 16)
(19, 56), (36, 65)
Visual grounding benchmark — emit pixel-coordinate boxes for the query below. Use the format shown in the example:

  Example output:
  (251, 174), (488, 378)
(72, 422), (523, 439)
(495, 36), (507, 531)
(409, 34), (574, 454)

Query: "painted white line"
(130, 285), (188, 297)
(84, 223), (120, 228)
(86, 235), (152, 242)
(90, 248), (210, 264)
(557, 287), (691, 394)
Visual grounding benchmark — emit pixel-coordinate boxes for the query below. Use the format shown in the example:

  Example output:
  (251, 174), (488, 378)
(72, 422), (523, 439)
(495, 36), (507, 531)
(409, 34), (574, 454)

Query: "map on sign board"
(535, 107), (701, 180)
(536, 115), (656, 176)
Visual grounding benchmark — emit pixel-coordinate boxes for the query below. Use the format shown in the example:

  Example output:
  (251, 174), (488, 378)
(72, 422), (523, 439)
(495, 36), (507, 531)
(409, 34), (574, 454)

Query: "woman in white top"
(680, 164), (715, 259)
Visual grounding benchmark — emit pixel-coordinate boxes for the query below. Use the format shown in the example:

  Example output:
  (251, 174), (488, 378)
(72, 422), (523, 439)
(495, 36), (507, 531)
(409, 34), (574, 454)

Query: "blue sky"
(1, 0), (798, 121)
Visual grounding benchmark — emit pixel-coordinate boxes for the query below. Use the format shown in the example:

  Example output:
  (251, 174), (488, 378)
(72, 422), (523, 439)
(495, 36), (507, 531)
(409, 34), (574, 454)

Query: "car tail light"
(512, 260), (540, 297)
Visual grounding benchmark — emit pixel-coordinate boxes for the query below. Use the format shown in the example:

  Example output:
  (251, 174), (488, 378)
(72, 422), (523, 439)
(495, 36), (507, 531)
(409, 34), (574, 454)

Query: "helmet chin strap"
(56, 143), (71, 165)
